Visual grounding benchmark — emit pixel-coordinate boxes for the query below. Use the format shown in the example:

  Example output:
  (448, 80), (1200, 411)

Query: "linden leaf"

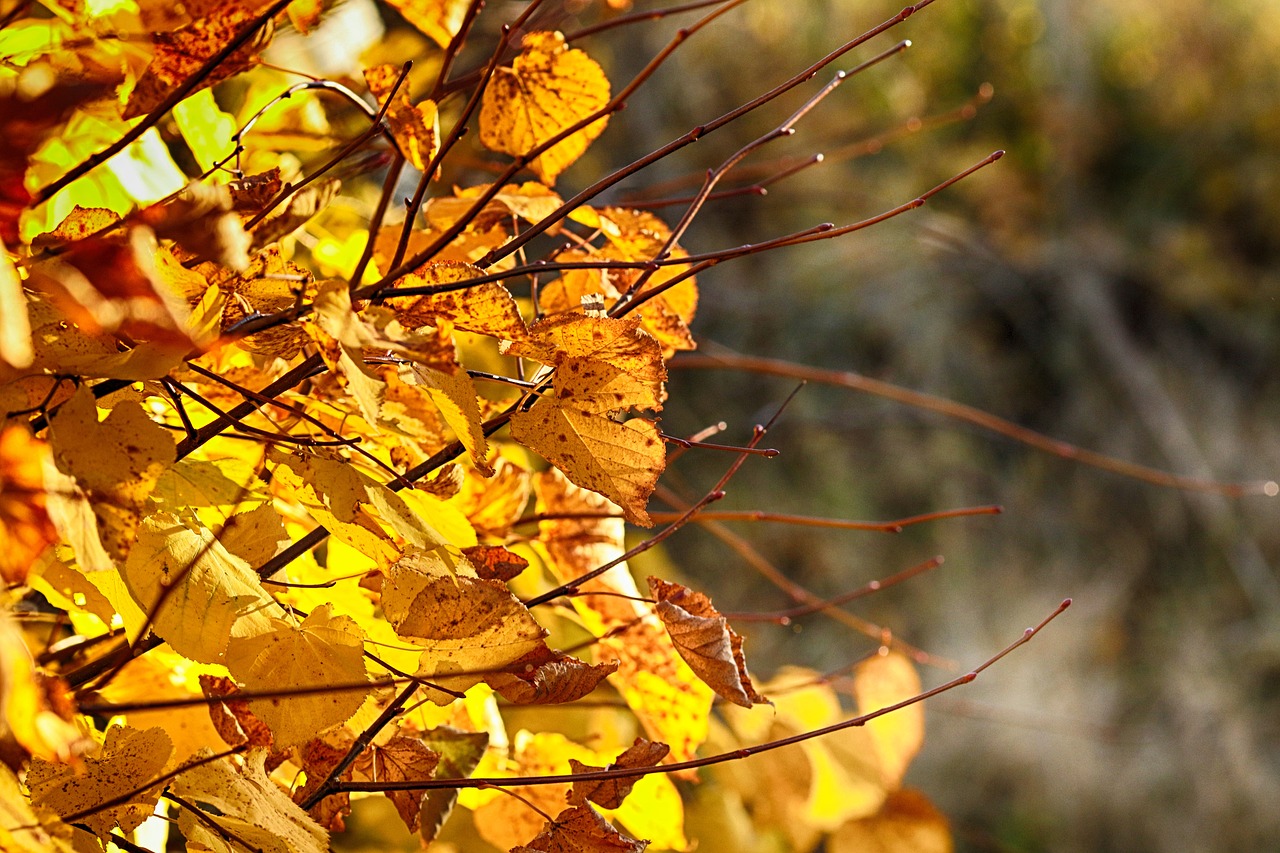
(533, 471), (713, 764)
(94, 656), (228, 768)
(485, 646), (618, 705)
(28, 725), (173, 840)
(380, 0), (469, 47)
(0, 765), (75, 853)
(173, 749), (328, 853)
(853, 650), (924, 790)
(224, 604), (371, 747)
(216, 246), (312, 358)
(47, 386), (174, 565)
(387, 362), (492, 476)
(388, 260), (527, 340)
(512, 804), (648, 853)
(568, 738), (670, 810)
(199, 674), (277, 750)
(417, 726), (489, 846)
(365, 64), (440, 172)
(828, 789), (953, 853)
(119, 512), (277, 664)
(480, 31), (611, 184)
(125, 5), (276, 119)
(219, 503), (290, 567)
(357, 736), (442, 832)
(648, 577), (766, 709)
(0, 426), (57, 584)
(454, 457), (532, 538)
(249, 178), (341, 252)
(381, 550), (547, 695)
(509, 397), (664, 526)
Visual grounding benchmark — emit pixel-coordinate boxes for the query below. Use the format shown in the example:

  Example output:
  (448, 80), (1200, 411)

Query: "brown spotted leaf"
(388, 260), (526, 340)
(568, 738), (670, 809)
(512, 805), (648, 853)
(485, 646), (618, 705)
(647, 576), (767, 708)
(27, 725), (172, 840)
(463, 544), (529, 582)
(126, 5), (276, 119)
(479, 31), (611, 184)
(198, 675), (275, 750)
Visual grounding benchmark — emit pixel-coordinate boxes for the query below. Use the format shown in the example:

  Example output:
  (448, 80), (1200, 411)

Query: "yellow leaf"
(648, 576), (767, 708)
(388, 260), (527, 340)
(365, 63), (440, 172)
(119, 512), (277, 664)
(172, 89), (237, 173)
(380, 0), (469, 48)
(384, 362), (491, 476)
(828, 789), (953, 853)
(173, 749), (328, 853)
(0, 607), (90, 764)
(381, 550), (547, 697)
(216, 246), (312, 359)
(28, 725), (173, 841)
(0, 244), (33, 369)
(510, 397), (664, 526)
(96, 654), (228, 768)
(453, 456), (531, 538)
(479, 31), (611, 184)
(224, 604), (371, 747)
(568, 738), (670, 810)
(47, 386), (174, 564)
(853, 649), (924, 790)
(218, 502), (290, 567)
(0, 764), (75, 853)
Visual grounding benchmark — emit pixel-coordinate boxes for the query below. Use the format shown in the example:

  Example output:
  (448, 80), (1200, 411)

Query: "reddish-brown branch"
(336, 599), (1072, 793)
(725, 554), (944, 622)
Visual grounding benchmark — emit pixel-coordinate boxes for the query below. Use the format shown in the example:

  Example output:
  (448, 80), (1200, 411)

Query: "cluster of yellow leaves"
(0, 1), (956, 851)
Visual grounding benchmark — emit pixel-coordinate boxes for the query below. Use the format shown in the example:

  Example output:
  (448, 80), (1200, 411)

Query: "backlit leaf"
(648, 576), (766, 709)
(365, 63), (440, 172)
(380, 0), (469, 48)
(569, 738), (670, 810)
(47, 387), (173, 564)
(0, 765), (74, 853)
(462, 543), (529, 582)
(485, 646), (618, 705)
(0, 425), (57, 584)
(224, 604), (371, 747)
(0, 607), (89, 764)
(417, 726), (489, 846)
(173, 749), (328, 853)
(28, 725), (172, 840)
(512, 804), (648, 853)
(388, 260), (527, 340)
(479, 31), (611, 183)
(0, 245), (33, 369)
(853, 649), (924, 790)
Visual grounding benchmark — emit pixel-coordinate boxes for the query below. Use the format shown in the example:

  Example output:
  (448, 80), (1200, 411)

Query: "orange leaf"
(365, 64), (440, 172)
(380, 0), (471, 48)
(0, 426), (57, 585)
(198, 675), (276, 750)
(462, 543), (529, 582)
(388, 260), (527, 340)
(648, 576), (767, 708)
(568, 738), (670, 809)
(125, 5), (276, 120)
(479, 31), (611, 184)
(512, 805), (648, 853)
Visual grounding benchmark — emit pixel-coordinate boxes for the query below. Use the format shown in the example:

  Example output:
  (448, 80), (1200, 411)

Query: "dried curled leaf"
(648, 576), (767, 708)
(485, 646), (618, 705)
(568, 738), (670, 809)
(462, 543), (529, 582)
(28, 725), (172, 840)
(298, 729), (441, 833)
(512, 804), (648, 853)
(479, 31), (611, 184)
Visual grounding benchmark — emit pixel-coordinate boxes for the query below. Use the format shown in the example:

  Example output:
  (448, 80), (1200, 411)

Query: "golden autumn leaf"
(0, 426), (57, 584)
(380, 0), (470, 47)
(119, 512), (277, 664)
(569, 738), (670, 810)
(533, 470), (714, 764)
(454, 457), (532, 539)
(510, 398), (664, 526)
(462, 543), (529, 582)
(479, 31), (611, 184)
(512, 804), (648, 853)
(828, 789), (953, 853)
(365, 64), (440, 172)
(853, 649), (924, 790)
(388, 260), (527, 340)
(28, 725), (172, 840)
(95, 655), (228, 768)
(0, 244), (32, 370)
(0, 764), (75, 852)
(0, 608), (90, 765)
(648, 576), (767, 709)
(173, 749), (328, 853)
(248, 178), (341, 252)
(47, 387), (174, 565)
(224, 604), (371, 747)
(381, 550), (547, 694)
(216, 246), (313, 358)
(125, 4), (276, 120)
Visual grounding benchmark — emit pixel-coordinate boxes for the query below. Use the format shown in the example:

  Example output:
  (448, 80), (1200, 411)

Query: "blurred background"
(572, 0), (1280, 850)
